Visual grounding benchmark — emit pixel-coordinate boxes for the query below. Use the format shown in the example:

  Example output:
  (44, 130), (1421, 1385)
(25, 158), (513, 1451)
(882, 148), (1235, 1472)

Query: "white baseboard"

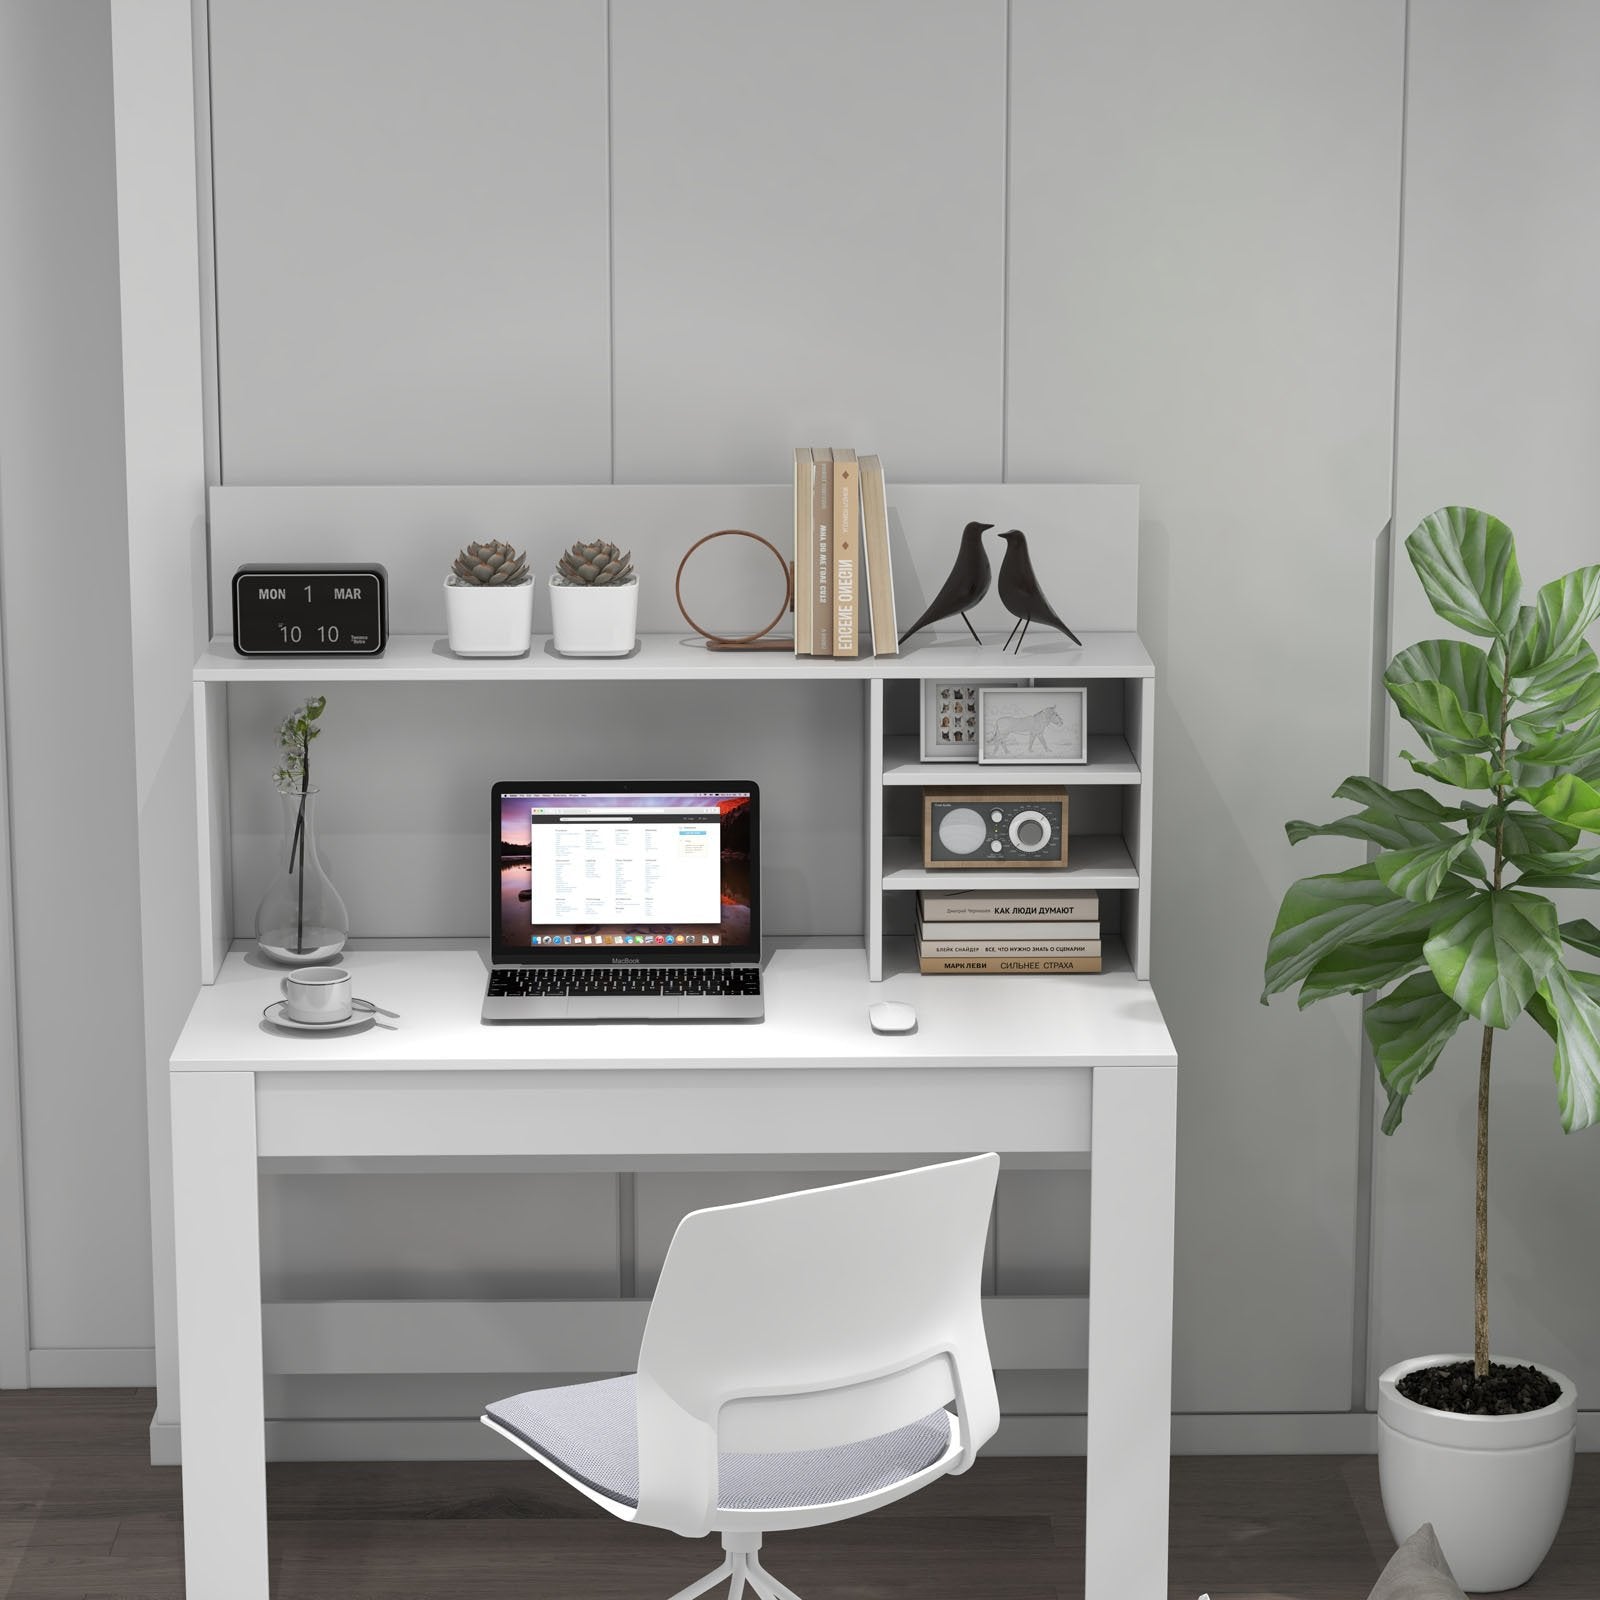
(28, 1346), (156, 1387)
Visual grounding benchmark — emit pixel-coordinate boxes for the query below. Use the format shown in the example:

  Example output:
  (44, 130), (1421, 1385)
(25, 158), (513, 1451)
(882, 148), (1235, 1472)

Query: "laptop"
(484, 781), (763, 1023)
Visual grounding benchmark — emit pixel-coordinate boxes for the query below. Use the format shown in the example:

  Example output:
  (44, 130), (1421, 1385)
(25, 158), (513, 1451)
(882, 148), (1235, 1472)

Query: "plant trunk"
(1474, 1021), (1493, 1379)
(1473, 660), (1511, 1383)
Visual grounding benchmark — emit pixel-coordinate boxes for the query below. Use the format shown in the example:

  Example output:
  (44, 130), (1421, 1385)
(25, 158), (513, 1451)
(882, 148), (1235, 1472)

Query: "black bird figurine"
(996, 529), (1082, 652)
(898, 522), (993, 646)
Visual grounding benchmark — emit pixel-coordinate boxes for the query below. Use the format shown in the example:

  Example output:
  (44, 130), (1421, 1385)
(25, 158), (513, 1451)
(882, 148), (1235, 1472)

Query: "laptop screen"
(492, 782), (759, 963)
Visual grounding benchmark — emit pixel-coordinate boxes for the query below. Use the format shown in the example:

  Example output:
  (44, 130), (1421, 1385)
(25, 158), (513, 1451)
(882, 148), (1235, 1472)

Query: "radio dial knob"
(1009, 809), (1052, 853)
(991, 840), (1002, 853)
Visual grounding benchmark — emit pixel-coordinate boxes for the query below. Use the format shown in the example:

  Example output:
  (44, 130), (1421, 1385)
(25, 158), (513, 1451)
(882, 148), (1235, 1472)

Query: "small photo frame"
(920, 678), (1022, 762)
(978, 686), (1088, 765)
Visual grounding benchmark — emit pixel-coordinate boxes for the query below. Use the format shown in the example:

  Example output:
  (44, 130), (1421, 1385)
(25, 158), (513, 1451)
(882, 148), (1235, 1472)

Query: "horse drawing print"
(987, 703), (1063, 755)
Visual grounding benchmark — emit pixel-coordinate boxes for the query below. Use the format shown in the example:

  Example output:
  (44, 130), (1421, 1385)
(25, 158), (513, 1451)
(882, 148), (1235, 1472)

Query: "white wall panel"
(1374, 0), (1600, 1403)
(0, 1), (152, 1353)
(608, 0), (1007, 483)
(207, 0), (611, 485)
(1006, 0), (1406, 1412)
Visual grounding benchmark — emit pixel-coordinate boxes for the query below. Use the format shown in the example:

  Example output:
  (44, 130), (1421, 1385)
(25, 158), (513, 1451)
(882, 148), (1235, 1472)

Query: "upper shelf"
(193, 630), (1156, 684)
(881, 734), (1140, 786)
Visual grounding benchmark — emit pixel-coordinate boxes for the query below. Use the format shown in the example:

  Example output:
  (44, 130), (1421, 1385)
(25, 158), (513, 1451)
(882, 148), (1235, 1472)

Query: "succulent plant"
(556, 539), (635, 587)
(451, 540), (529, 587)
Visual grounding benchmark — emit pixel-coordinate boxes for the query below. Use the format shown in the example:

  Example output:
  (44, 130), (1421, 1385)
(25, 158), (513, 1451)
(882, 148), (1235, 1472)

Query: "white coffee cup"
(281, 966), (353, 1024)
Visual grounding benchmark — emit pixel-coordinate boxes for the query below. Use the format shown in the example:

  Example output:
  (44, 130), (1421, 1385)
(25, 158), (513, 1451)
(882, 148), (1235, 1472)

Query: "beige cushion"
(1368, 1524), (1468, 1600)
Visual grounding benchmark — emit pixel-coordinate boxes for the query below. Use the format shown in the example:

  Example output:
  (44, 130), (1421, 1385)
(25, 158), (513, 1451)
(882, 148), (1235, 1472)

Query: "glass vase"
(255, 786), (349, 965)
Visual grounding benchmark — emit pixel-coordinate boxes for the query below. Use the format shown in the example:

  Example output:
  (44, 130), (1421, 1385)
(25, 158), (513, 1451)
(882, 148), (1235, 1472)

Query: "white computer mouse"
(868, 1001), (917, 1035)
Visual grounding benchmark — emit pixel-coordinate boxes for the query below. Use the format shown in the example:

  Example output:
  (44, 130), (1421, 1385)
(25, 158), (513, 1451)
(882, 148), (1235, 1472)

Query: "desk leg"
(1085, 1063), (1177, 1600)
(172, 1072), (268, 1599)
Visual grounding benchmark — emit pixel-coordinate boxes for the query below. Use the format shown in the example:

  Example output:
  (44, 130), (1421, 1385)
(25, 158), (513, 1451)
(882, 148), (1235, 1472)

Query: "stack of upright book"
(916, 889), (1102, 974)
(792, 446), (898, 658)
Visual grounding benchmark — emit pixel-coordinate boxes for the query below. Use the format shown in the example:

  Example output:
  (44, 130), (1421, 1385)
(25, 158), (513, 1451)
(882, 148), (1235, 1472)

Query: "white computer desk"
(168, 938), (1178, 1600)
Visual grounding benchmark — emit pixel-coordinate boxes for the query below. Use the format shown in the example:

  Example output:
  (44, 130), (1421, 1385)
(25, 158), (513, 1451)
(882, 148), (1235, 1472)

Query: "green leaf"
(1385, 678), (1495, 754)
(1538, 966), (1600, 1132)
(1514, 709), (1600, 768)
(1332, 776), (1466, 823)
(1512, 672), (1600, 734)
(1520, 566), (1600, 676)
(1402, 749), (1504, 790)
(1494, 806), (1582, 857)
(1527, 988), (1559, 1042)
(1405, 507), (1522, 640)
(1510, 720), (1600, 780)
(1505, 605), (1540, 680)
(1376, 836), (1479, 904)
(1389, 640), (1496, 722)
(1262, 864), (1469, 1003)
(1512, 844), (1600, 889)
(1519, 641), (1598, 709)
(1561, 919), (1600, 959)
(1423, 888), (1564, 1029)
(1286, 806), (1459, 852)
(1364, 973), (1471, 1134)
(1297, 933), (1428, 1006)
(1519, 773), (1600, 834)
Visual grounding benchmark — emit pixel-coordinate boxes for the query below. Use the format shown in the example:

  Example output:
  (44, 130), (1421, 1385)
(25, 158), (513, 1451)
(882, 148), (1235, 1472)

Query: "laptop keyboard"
(488, 966), (761, 999)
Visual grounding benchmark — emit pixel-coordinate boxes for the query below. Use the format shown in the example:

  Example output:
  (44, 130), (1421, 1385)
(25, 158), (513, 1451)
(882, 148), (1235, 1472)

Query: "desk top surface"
(171, 939), (1176, 1073)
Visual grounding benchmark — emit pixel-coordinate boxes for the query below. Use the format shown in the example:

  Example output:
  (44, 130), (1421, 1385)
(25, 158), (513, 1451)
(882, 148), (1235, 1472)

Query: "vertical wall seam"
(1353, 0), (1413, 1414)
(197, 0), (223, 499)
(605, 0), (616, 486)
(0, 459), (33, 1384)
(999, 0), (1012, 483)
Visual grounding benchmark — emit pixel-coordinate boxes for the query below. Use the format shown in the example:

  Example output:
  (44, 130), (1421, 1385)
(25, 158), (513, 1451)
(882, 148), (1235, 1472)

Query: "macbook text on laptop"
(484, 781), (763, 1023)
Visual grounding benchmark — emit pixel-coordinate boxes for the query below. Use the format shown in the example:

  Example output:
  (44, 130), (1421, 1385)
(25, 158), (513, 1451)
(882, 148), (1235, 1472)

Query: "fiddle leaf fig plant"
(1262, 508), (1600, 1378)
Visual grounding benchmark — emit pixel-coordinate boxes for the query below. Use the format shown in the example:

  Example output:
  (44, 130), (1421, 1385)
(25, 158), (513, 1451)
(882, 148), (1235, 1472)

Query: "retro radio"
(922, 789), (1069, 868)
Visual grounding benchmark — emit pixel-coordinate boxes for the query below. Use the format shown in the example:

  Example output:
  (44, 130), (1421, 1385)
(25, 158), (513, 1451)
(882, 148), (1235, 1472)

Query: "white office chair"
(483, 1153), (1001, 1600)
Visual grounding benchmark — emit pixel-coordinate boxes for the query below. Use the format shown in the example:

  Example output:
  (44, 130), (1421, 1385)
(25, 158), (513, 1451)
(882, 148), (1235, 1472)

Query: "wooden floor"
(2, 1391), (1597, 1598)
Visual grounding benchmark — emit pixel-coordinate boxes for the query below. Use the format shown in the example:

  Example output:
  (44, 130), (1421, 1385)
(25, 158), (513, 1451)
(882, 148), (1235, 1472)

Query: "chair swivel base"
(667, 1531), (805, 1600)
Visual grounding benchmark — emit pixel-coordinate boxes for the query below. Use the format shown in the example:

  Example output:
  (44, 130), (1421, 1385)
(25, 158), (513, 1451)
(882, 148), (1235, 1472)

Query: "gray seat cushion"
(1368, 1524), (1468, 1600)
(486, 1374), (952, 1512)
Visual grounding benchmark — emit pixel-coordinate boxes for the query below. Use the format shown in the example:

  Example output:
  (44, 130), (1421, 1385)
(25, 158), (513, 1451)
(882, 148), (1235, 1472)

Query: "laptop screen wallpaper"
(496, 790), (754, 954)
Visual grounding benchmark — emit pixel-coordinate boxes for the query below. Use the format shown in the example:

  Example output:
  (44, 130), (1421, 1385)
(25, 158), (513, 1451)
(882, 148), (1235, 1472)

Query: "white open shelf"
(880, 733), (1140, 787)
(880, 832), (1139, 891)
(194, 630), (1154, 683)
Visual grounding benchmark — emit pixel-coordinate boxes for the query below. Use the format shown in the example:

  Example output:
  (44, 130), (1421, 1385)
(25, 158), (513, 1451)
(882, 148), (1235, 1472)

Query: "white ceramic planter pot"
(1378, 1354), (1576, 1592)
(444, 578), (533, 657)
(549, 576), (638, 657)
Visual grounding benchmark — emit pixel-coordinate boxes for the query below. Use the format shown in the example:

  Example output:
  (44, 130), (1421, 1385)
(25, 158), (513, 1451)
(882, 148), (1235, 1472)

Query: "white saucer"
(263, 999), (377, 1033)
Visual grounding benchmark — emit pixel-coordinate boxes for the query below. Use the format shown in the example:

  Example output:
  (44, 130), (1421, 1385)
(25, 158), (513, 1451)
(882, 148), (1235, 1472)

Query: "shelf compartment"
(883, 933), (1131, 980)
(881, 833), (1138, 891)
(880, 734), (1139, 787)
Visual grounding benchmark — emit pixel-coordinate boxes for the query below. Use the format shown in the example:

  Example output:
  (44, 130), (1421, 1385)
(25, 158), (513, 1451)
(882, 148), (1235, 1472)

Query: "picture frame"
(977, 685), (1088, 765)
(919, 678), (1023, 762)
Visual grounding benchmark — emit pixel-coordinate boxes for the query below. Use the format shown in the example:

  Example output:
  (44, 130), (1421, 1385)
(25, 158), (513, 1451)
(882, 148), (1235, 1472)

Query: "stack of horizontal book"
(793, 446), (898, 658)
(916, 889), (1102, 974)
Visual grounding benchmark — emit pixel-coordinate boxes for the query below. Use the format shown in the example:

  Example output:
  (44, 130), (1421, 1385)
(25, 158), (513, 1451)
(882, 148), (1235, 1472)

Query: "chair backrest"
(634, 1154), (999, 1535)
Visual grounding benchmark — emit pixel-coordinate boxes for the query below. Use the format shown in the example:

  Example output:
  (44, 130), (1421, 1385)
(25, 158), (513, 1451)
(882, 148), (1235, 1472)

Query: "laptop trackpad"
(566, 996), (682, 1021)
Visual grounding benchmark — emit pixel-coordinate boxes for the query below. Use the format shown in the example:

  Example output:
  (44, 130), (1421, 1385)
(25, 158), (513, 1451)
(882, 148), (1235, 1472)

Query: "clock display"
(232, 565), (388, 657)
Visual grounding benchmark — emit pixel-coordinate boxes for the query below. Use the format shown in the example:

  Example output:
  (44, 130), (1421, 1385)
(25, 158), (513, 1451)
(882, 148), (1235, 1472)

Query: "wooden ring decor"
(674, 528), (796, 651)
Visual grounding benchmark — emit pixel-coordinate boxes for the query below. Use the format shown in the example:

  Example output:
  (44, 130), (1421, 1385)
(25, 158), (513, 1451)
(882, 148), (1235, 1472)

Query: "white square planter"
(443, 577), (534, 657)
(549, 576), (638, 657)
